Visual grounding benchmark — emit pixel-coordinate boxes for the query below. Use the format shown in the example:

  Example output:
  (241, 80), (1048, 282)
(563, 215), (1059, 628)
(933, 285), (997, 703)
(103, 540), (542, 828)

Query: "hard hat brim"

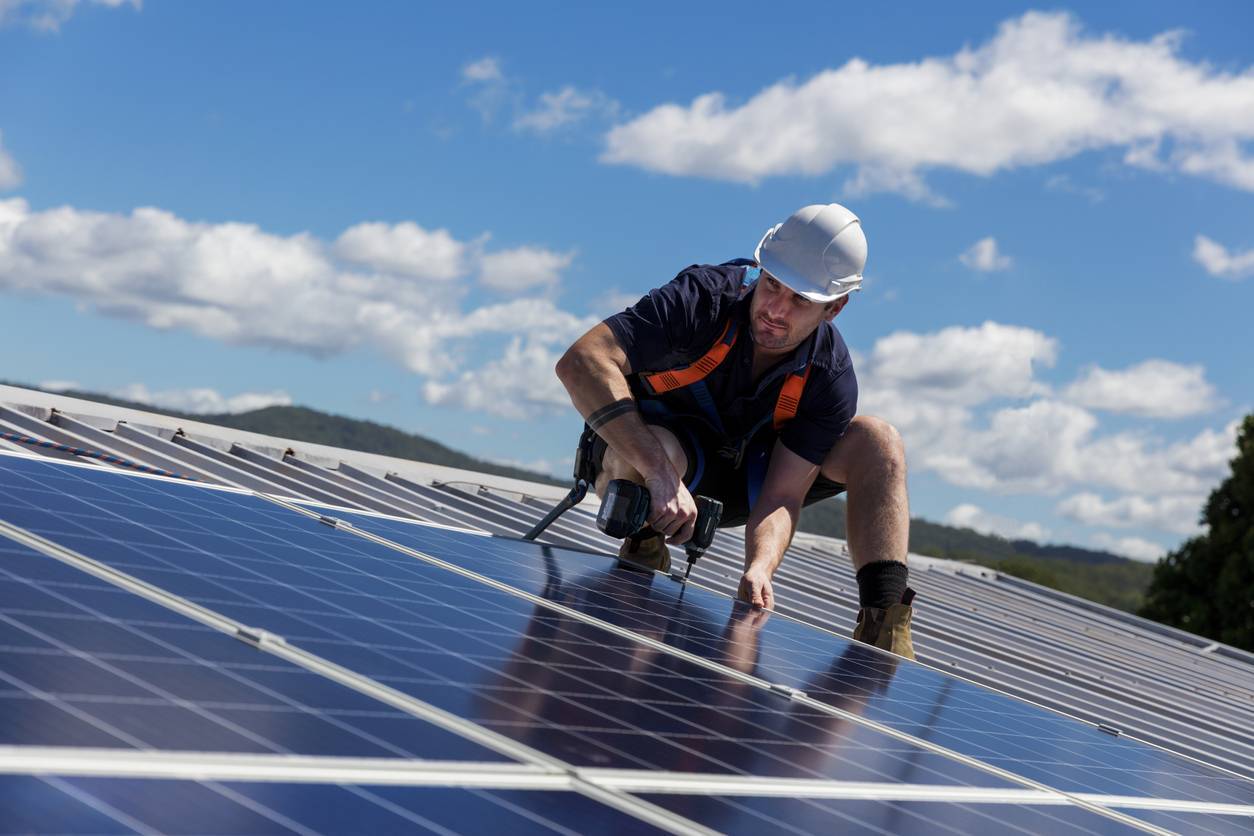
(756, 249), (861, 303)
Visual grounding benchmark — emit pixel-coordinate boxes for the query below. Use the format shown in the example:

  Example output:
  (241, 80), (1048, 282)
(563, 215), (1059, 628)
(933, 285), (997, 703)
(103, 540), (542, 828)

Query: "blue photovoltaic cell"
(319, 506), (1254, 808)
(0, 774), (663, 835)
(0, 536), (509, 761)
(0, 455), (1019, 788)
(1105, 807), (1254, 836)
(635, 793), (1142, 835)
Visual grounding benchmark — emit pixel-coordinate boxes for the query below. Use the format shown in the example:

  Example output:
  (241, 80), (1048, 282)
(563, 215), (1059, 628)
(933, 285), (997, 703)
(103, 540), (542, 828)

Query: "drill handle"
(687, 495), (723, 555)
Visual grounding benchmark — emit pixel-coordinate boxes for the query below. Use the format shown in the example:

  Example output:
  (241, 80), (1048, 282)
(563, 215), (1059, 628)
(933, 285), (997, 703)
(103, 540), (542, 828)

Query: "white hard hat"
(754, 203), (867, 303)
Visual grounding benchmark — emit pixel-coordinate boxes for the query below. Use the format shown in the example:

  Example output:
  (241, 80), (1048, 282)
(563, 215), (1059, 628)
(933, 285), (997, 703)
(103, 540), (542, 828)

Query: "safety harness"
(639, 316), (812, 433)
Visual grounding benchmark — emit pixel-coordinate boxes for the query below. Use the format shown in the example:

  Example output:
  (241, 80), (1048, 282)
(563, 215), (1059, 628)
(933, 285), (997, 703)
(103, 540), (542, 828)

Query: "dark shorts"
(588, 417), (846, 529)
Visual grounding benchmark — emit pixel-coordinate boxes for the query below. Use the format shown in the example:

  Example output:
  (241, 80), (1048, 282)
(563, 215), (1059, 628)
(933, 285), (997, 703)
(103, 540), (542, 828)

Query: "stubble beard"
(751, 318), (795, 351)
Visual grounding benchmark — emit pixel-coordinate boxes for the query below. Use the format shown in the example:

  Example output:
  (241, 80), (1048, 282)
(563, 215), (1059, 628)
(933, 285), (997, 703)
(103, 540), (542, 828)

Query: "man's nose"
(763, 297), (789, 321)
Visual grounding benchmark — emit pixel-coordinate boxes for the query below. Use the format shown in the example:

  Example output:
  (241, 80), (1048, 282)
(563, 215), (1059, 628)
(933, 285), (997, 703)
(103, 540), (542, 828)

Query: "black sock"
(856, 561), (909, 609)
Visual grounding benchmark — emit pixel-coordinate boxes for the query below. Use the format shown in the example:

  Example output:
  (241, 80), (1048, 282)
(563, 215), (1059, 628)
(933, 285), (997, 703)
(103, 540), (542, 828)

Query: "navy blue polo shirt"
(604, 262), (858, 466)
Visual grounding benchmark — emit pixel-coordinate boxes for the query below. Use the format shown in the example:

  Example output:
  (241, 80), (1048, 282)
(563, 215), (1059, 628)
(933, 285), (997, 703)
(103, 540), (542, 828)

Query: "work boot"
(617, 531), (671, 574)
(852, 588), (916, 660)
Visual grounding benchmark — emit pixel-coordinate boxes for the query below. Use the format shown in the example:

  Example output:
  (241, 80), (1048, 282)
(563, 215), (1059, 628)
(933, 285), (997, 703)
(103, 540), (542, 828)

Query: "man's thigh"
(716, 440), (846, 528)
(588, 418), (699, 493)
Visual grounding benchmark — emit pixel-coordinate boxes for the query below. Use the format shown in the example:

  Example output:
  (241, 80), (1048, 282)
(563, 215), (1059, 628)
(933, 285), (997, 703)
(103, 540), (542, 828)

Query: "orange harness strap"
(639, 315), (812, 430)
(640, 319), (736, 395)
(773, 365), (811, 430)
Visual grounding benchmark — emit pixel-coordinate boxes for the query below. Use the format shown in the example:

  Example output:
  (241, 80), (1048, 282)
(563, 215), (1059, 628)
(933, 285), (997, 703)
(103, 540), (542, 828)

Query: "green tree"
(1140, 414), (1254, 650)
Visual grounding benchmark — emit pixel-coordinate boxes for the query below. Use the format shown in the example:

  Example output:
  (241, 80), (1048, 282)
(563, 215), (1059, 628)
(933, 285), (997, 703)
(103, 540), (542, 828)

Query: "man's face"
(748, 273), (845, 352)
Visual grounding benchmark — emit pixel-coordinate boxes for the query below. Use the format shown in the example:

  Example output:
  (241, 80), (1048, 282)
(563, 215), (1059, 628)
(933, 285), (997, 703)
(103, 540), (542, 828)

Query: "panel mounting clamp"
(768, 682), (806, 700)
(235, 625), (287, 648)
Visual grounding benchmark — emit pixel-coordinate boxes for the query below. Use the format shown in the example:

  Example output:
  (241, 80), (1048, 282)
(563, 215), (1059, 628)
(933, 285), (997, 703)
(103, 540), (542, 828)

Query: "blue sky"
(2, 1), (1252, 561)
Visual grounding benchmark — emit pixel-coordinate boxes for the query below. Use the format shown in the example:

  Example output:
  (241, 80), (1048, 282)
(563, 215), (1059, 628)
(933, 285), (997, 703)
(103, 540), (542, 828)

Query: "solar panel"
(0, 774), (662, 835)
(0, 456), (1013, 790)
(1, 451), (1251, 833)
(634, 793), (1148, 835)
(307, 505), (1254, 805)
(493, 483), (1254, 776)
(0, 536), (508, 761)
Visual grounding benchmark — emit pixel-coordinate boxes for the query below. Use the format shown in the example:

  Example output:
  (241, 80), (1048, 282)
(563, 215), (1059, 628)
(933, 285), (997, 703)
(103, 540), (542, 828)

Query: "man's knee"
(596, 426), (690, 496)
(822, 415), (906, 484)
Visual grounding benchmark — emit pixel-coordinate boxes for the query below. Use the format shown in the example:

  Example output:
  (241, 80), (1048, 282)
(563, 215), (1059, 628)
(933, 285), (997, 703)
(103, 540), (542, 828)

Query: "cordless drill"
(597, 479), (723, 580)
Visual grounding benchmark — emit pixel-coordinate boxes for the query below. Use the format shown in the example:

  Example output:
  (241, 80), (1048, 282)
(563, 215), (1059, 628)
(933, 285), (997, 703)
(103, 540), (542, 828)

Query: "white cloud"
(932, 407), (1239, 496)
(461, 56), (502, 83)
(590, 288), (647, 318)
(463, 57), (501, 83)
(1063, 360), (1220, 418)
(945, 503), (1049, 541)
(602, 11), (1254, 200)
(0, 197), (590, 413)
(461, 56), (512, 123)
(423, 337), (572, 419)
(1057, 492), (1204, 536)
(862, 322), (1056, 406)
(1092, 532), (1166, 563)
(0, 0), (137, 32)
(959, 237), (1012, 272)
(514, 86), (620, 134)
(853, 318), (1240, 501)
(479, 245), (575, 292)
(1193, 234), (1254, 281)
(113, 384), (291, 415)
(1044, 174), (1105, 203)
(924, 400), (1099, 493)
(38, 379), (79, 392)
(334, 221), (470, 281)
(0, 132), (21, 190)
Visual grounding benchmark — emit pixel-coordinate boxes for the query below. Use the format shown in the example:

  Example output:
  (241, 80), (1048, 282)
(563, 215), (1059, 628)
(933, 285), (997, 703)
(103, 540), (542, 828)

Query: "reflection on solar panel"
(0, 447), (1251, 833)
(276, 508), (1254, 806)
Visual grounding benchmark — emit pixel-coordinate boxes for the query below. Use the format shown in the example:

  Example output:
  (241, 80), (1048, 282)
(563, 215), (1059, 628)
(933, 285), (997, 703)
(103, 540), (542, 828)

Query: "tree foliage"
(1139, 415), (1254, 651)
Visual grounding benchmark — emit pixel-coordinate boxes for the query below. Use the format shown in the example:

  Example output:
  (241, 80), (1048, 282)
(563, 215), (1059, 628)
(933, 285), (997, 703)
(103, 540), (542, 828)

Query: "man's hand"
(737, 565), (775, 610)
(644, 472), (697, 544)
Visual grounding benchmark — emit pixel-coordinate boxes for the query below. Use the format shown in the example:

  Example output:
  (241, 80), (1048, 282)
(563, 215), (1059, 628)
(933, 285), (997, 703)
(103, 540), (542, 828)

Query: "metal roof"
(0, 382), (1251, 833)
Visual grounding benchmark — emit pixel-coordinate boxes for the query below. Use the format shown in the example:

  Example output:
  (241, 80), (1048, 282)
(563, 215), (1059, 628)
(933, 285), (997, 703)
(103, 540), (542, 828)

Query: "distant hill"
(6, 383), (566, 487)
(8, 382), (1154, 611)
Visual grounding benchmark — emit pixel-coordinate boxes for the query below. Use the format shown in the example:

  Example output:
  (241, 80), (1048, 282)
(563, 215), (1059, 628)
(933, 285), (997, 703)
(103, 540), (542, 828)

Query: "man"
(554, 203), (915, 658)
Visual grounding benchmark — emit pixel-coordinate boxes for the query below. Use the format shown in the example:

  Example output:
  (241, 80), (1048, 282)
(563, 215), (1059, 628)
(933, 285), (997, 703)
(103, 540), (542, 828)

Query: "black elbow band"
(587, 398), (636, 431)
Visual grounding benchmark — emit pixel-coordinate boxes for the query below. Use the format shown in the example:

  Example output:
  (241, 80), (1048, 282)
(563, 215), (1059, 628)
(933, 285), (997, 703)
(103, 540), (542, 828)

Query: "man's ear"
(825, 296), (851, 321)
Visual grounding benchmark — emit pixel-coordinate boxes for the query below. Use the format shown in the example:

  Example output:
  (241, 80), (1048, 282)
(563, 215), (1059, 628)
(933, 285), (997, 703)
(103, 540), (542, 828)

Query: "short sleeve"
(778, 365), (858, 466)
(603, 266), (738, 372)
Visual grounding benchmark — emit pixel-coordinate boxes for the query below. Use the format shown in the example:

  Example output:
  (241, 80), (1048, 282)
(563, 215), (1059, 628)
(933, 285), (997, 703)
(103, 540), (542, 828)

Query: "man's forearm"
(745, 501), (800, 575)
(556, 346), (674, 481)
